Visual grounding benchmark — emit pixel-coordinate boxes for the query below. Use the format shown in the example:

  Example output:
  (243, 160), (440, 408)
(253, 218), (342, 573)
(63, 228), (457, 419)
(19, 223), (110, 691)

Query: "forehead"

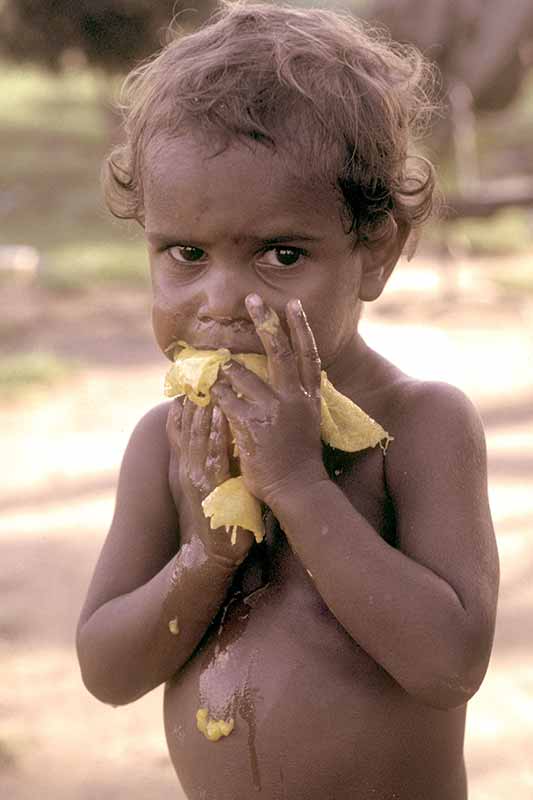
(142, 134), (344, 236)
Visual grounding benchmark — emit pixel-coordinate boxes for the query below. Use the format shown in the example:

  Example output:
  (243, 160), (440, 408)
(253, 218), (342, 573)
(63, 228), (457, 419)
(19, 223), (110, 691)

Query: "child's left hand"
(210, 294), (328, 506)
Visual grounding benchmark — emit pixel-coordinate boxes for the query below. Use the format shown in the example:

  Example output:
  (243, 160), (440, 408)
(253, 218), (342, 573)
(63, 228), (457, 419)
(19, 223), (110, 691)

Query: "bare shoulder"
(384, 378), (487, 486)
(382, 378), (498, 630)
(386, 376), (485, 447)
(126, 400), (173, 453)
(113, 400), (175, 534)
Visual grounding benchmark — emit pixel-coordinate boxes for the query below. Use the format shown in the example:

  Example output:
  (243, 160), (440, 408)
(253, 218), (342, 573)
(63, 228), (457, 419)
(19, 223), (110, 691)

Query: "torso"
(163, 348), (468, 800)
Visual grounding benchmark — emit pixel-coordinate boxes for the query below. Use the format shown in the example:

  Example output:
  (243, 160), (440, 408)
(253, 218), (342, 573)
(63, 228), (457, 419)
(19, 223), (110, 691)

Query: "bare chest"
(236, 442), (395, 597)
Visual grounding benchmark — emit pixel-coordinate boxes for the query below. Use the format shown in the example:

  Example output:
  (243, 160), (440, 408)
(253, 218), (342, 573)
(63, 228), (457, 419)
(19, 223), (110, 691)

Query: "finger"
(245, 293), (299, 392)
(286, 299), (322, 399)
(189, 404), (212, 487)
(206, 405), (230, 484)
(166, 398), (183, 452)
(220, 359), (273, 403)
(210, 381), (250, 425)
(181, 398), (196, 461)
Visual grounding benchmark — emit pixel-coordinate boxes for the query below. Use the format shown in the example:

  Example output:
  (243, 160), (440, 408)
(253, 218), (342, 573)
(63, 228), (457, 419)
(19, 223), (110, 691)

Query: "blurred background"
(1, 1), (532, 798)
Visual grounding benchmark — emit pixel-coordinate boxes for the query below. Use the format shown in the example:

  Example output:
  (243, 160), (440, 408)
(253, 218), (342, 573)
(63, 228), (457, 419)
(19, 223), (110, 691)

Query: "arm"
(211, 295), (499, 710)
(76, 401), (252, 706)
(268, 382), (499, 710)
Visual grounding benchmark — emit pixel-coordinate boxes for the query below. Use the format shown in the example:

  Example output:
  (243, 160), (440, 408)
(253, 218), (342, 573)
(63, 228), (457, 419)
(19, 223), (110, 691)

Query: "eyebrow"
(145, 231), (322, 245)
(259, 233), (321, 245)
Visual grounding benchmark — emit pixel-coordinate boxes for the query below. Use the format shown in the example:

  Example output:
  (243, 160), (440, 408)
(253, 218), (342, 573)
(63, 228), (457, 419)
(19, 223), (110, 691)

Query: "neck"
(321, 328), (371, 394)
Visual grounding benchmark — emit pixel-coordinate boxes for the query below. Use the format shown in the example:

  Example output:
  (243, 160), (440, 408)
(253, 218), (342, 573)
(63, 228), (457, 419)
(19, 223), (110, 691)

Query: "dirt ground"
(1, 255), (533, 799)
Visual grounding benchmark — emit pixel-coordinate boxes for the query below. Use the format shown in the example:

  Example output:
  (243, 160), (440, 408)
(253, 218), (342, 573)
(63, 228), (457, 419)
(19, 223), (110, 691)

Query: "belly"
(164, 580), (467, 800)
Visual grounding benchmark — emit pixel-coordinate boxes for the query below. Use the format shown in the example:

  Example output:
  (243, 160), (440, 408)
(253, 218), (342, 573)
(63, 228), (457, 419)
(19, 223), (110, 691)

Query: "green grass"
(0, 62), (149, 292)
(0, 352), (78, 401)
(43, 238), (149, 292)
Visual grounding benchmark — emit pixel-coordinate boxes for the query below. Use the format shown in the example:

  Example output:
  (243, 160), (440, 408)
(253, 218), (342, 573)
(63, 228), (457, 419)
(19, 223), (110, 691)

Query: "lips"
(191, 339), (265, 355)
(187, 322), (265, 354)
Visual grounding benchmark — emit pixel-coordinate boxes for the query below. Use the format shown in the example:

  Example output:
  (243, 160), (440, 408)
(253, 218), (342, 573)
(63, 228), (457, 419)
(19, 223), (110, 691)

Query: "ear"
(358, 219), (411, 302)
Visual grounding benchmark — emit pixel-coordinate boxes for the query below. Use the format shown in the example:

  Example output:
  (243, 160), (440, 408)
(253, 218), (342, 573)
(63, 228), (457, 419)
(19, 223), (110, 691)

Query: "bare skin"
(77, 138), (499, 799)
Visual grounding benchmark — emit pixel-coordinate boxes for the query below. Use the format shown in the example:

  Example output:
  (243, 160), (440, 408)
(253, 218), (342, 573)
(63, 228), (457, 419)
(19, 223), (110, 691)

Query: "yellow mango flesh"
(201, 476), (265, 543)
(164, 342), (391, 542)
(196, 708), (235, 741)
(320, 373), (390, 451)
(164, 341), (269, 404)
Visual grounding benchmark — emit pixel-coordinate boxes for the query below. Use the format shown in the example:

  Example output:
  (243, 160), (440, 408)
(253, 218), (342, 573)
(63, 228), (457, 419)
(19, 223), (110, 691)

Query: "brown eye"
(168, 245), (206, 263)
(258, 247), (305, 268)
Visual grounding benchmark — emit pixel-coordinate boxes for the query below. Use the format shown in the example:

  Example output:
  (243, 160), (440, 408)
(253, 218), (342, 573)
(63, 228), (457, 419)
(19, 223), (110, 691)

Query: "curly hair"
(103, 1), (439, 248)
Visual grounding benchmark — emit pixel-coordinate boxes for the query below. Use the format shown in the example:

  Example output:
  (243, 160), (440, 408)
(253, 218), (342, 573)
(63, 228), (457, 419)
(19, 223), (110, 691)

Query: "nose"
(197, 264), (252, 324)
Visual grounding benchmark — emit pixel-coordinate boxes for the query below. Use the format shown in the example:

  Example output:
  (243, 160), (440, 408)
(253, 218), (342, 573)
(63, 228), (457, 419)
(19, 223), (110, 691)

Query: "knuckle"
(306, 352), (321, 369)
(272, 342), (293, 360)
(191, 416), (208, 437)
(208, 423), (220, 442)
(206, 439), (222, 460)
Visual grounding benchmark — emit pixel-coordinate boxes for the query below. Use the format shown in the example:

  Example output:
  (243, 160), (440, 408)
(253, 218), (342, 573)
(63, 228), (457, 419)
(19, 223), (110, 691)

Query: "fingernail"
(221, 361), (233, 371)
(246, 293), (263, 313)
(289, 298), (303, 315)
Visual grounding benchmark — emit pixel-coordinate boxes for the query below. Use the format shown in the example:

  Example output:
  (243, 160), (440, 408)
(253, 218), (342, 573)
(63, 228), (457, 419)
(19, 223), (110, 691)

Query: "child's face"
(143, 135), (368, 373)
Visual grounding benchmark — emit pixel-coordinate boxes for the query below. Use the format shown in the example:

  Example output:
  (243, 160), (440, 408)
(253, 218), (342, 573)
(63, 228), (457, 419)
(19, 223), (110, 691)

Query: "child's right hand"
(166, 398), (255, 567)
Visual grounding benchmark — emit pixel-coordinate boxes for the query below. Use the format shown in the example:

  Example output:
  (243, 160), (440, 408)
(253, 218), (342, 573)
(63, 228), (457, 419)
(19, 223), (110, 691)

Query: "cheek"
(151, 285), (200, 359)
(151, 300), (176, 359)
(305, 289), (359, 356)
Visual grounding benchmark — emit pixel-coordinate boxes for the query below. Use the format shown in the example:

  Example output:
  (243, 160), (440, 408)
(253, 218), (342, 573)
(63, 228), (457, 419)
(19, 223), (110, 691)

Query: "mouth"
(186, 322), (266, 355)
(166, 339), (265, 358)
(193, 341), (265, 355)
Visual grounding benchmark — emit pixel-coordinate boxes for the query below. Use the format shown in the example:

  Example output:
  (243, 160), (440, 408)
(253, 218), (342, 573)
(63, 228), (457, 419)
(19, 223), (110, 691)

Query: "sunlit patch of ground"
(1, 261), (532, 799)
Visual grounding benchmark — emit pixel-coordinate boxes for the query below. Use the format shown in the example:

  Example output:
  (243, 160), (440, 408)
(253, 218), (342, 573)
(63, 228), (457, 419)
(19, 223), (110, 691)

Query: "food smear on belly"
(164, 341), (391, 543)
(196, 596), (263, 787)
(168, 616), (179, 635)
(196, 708), (234, 741)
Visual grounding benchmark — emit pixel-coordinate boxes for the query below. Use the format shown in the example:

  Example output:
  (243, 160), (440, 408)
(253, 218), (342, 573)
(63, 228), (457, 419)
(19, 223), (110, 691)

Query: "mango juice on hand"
(164, 342), (391, 547)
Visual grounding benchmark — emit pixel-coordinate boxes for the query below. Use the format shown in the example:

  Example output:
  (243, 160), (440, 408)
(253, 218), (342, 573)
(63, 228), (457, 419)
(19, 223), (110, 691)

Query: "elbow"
(76, 624), (149, 707)
(403, 635), (492, 711)
(78, 665), (144, 707)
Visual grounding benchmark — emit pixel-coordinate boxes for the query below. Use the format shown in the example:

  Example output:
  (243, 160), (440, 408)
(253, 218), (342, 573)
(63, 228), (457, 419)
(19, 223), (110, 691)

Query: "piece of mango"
(164, 342), (391, 543)
(164, 341), (269, 404)
(201, 475), (265, 543)
(319, 373), (390, 451)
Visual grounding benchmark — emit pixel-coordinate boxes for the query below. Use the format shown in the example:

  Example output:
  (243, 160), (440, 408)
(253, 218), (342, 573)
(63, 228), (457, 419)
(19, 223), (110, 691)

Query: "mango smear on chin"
(164, 342), (392, 543)
(196, 708), (235, 741)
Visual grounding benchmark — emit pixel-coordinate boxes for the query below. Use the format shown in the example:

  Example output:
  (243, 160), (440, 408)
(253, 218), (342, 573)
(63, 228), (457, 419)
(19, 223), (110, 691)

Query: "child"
(76, 3), (499, 798)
